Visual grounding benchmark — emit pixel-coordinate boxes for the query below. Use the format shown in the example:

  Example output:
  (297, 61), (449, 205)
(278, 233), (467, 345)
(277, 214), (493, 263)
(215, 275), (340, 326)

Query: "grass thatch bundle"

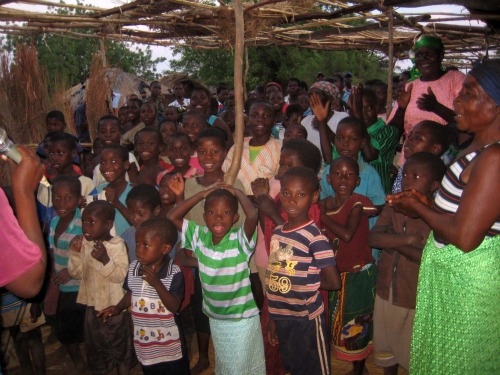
(85, 52), (112, 141)
(0, 43), (50, 185)
(51, 75), (77, 136)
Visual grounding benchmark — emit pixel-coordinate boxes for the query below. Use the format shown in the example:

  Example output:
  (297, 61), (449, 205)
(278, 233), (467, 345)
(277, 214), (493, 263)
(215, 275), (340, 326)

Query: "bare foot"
(190, 359), (210, 374)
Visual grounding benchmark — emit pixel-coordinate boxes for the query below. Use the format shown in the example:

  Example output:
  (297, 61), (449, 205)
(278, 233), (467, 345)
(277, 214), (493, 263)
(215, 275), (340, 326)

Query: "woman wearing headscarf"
(386, 59), (500, 374)
(388, 35), (466, 138)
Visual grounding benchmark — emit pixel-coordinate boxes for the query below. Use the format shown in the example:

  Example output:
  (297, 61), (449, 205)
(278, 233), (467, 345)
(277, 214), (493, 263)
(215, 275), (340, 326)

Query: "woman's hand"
(309, 93), (330, 124)
(396, 83), (413, 110)
(386, 189), (432, 218)
(417, 87), (439, 112)
(4, 145), (44, 194)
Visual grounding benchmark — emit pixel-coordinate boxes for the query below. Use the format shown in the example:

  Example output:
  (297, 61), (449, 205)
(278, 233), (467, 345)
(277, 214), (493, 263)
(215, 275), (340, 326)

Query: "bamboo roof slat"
(0, 1), (497, 65)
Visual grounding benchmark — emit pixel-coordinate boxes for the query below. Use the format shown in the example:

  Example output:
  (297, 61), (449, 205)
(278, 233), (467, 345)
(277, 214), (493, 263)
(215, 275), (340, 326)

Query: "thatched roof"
(0, 1), (499, 66)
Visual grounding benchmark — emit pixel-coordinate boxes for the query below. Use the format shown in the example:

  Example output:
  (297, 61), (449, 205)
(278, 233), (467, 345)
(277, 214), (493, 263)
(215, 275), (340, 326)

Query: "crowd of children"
(2, 69), (461, 375)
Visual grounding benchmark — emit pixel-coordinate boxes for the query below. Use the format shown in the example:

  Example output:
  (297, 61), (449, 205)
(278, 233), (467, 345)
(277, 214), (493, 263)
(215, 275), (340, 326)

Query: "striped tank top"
(433, 144), (500, 247)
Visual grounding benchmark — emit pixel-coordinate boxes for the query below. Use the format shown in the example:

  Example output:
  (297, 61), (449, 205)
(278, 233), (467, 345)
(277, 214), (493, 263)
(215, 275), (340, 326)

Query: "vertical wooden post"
(100, 37), (107, 67)
(225, 0), (244, 185)
(386, 8), (394, 118)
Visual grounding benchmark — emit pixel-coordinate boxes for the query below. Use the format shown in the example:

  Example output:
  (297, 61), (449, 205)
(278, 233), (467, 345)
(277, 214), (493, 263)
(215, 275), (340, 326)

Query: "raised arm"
(166, 174), (212, 230)
(310, 93), (334, 164)
(233, 188), (258, 241)
(3, 147), (47, 298)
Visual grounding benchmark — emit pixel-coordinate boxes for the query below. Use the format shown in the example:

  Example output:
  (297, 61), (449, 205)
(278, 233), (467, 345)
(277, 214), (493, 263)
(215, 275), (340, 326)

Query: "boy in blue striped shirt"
(49, 175), (86, 373)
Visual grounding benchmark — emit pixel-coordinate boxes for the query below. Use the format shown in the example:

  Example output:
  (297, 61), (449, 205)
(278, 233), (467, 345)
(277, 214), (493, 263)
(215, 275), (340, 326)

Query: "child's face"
(223, 110), (236, 130)
(126, 101), (141, 122)
(279, 176), (318, 222)
(159, 122), (177, 145)
(118, 108), (128, 125)
(52, 183), (81, 220)
(99, 149), (129, 183)
(164, 107), (179, 123)
(284, 113), (301, 128)
(190, 90), (210, 110)
(140, 104), (157, 126)
(203, 196), (239, 243)
(135, 227), (170, 268)
(276, 149), (303, 180)
(225, 96), (235, 110)
(283, 125), (307, 143)
(136, 132), (160, 163)
(265, 85), (280, 100)
(159, 175), (177, 206)
(82, 209), (113, 241)
(46, 117), (65, 133)
(402, 160), (437, 196)
(335, 123), (364, 160)
(362, 97), (378, 126)
(182, 114), (207, 142)
(249, 103), (275, 138)
(298, 94), (309, 111)
(218, 89), (230, 104)
(150, 83), (161, 97)
(166, 139), (191, 169)
(197, 138), (227, 174)
(270, 92), (284, 111)
(173, 84), (185, 98)
(327, 160), (360, 197)
(287, 80), (300, 96)
(48, 141), (75, 173)
(404, 124), (439, 159)
(98, 120), (121, 145)
(128, 199), (158, 229)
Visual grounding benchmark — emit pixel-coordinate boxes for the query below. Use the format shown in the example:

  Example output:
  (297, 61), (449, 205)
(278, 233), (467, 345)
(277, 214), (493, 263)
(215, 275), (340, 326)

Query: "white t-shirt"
(168, 98), (190, 108)
(301, 111), (349, 150)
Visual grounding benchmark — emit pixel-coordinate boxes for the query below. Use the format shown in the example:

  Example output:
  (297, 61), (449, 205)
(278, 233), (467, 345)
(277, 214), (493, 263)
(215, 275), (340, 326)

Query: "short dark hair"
(217, 84), (229, 95)
(285, 104), (303, 119)
(167, 132), (192, 148)
(330, 156), (360, 176)
(101, 144), (128, 162)
(288, 77), (300, 85)
(337, 116), (366, 138)
(48, 132), (77, 151)
(416, 120), (452, 156)
(126, 184), (161, 210)
(135, 127), (162, 145)
(85, 200), (115, 221)
(159, 119), (177, 130)
(52, 175), (81, 196)
(405, 152), (447, 183)
(46, 110), (66, 125)
(204, 189), (238, 213)
(97, 115), (120, 132)
(249, 99), (274, 114)
(191, 86), (211, 98)
(361, 89), (378, 104)
(139, 217), (178, 247)
(282, 139), (322, 174)
(281, 166), (319, 192)
(128, 97), (143, 108)
(183, 109), (208, 123)
(196, 127), (227, 149)
(141, 101), (158, 113)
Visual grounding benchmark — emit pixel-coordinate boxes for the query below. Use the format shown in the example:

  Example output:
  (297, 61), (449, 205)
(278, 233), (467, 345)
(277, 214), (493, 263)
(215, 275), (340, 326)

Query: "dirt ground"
(2, 324), (408, 374)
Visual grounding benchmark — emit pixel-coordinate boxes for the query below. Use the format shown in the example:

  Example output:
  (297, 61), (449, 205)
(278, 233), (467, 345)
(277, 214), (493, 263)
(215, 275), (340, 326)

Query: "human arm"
(93, 240), (129, 283)
(321, 203), (363, 243)
(229, 186), (258, 242)
(127, 163), (139, 184)
(416, 87), (456, 123)
(2, 147), (46, 298)
(166, 174), (213, 231)
(320, 265), (341, 290)
(140, 265), (182, 313)
(52, 268), (72, 285)
(310, 94), (334, 164)
(104, 185), (134, 225)
(369, 224), (424, 262)
(386, 146), (500, 252)
(97, 290), (132, 323)
(176, 248), (199, 268)
(68, 235), (84, 279)
(387, 83), (413, 135)
(267, 319), (279, 347)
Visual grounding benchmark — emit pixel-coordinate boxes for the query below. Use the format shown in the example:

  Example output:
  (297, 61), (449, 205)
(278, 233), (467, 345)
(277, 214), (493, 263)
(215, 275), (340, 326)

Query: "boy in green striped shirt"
(168, 174), (265, 375)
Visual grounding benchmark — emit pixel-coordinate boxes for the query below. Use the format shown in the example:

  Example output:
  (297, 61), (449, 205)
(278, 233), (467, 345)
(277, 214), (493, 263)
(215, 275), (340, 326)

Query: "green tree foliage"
(169, 45), (389, 89)
(1, 1), (165, 87)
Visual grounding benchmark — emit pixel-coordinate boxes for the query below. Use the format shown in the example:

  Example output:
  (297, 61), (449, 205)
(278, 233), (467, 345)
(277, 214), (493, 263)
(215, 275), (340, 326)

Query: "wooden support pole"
(386, 8), (394, 118)
(225, 0), (244, 185)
